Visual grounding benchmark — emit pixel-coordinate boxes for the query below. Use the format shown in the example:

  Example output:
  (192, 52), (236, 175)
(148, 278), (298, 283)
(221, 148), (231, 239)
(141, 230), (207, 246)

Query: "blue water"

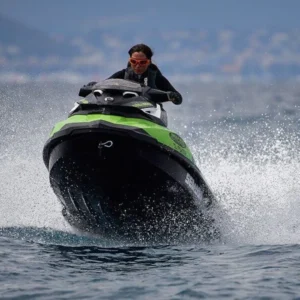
(1, 82), (300, 299)
(2, 228), (300, 299)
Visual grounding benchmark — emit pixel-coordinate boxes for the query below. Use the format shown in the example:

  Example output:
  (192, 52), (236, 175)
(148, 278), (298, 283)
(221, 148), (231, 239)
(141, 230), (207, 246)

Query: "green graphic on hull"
(50, 114), (194, 162)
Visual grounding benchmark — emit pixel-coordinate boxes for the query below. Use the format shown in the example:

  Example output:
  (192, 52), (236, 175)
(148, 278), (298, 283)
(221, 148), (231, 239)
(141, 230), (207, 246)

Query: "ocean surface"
(1, 81), (300, 299)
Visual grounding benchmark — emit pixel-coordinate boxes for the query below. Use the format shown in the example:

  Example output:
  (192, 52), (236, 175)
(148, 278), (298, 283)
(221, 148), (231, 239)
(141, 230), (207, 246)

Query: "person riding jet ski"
(79, 43), (182, 105)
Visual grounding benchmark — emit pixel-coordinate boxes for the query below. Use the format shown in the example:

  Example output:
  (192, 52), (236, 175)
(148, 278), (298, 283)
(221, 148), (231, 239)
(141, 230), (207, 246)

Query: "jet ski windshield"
(93, 79), (143, 94)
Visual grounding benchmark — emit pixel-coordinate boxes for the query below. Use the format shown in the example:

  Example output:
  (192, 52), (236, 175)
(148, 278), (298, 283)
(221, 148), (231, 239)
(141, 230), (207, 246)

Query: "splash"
(0, 83), (75, 231)
(190, 118), (300, 245)
(1, 82), (300, 246)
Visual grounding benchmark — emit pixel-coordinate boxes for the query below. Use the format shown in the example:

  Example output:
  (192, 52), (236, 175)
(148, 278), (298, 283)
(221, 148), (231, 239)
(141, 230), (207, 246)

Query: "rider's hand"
(168, 92), (182, 105)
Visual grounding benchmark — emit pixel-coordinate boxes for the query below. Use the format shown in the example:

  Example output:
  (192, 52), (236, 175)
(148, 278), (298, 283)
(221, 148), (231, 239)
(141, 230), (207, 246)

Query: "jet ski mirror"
(93, 90), (103, 97)
(123, 91), (139, 98)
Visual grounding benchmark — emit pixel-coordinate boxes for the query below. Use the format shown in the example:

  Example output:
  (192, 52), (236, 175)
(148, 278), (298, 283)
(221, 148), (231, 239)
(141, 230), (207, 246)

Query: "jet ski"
(43, 79), (219, 242)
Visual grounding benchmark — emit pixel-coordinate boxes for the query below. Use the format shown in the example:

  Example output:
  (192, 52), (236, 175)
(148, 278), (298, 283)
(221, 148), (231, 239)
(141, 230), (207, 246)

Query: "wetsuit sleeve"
(155, 74), (183, 104)
(107, 69), (126, 79)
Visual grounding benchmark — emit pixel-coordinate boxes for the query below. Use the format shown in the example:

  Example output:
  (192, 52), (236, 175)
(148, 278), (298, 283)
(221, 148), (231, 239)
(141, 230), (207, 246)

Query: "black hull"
(45, 132), (218, 242)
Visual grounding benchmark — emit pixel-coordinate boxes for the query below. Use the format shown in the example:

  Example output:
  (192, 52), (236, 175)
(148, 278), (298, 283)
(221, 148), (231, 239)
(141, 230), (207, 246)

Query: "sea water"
(1, 81), (300, 299)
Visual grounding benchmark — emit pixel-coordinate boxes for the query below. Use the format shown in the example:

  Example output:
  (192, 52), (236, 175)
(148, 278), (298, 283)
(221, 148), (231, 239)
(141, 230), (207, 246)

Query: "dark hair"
(128, 44), (154, 59)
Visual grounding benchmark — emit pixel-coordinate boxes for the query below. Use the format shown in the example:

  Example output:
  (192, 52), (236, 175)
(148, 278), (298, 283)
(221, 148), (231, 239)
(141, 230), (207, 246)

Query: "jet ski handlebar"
(79, 84), (172, 103)
(142, 87), (172, 103)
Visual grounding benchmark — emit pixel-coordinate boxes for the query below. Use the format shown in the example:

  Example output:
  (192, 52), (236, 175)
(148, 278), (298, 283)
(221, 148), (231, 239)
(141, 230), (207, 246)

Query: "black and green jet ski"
(43, 79), (219, 242)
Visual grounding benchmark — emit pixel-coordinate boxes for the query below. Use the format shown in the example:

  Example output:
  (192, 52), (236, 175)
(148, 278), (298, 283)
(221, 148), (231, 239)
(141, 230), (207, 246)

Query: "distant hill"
(0, 14), (79, 57)
(1, 14), (300, 83)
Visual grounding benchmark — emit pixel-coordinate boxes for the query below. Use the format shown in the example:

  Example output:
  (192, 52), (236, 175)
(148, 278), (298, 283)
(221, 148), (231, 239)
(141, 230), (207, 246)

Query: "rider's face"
(129, 52), (150, 74)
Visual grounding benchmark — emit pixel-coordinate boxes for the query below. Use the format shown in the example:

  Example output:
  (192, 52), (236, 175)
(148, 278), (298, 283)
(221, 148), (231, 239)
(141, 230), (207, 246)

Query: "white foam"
(190, 121), (300, 245)
(0, 83), (74, 231)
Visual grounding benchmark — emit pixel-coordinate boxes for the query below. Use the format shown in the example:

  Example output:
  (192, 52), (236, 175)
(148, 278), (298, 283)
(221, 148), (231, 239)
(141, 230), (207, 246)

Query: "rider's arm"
(155, 73), (182, 105)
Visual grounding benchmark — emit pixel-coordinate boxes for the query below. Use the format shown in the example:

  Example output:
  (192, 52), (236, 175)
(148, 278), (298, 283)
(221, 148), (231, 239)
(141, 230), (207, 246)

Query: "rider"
(80, 44), (182, 105)
(107, 44), (182, 105)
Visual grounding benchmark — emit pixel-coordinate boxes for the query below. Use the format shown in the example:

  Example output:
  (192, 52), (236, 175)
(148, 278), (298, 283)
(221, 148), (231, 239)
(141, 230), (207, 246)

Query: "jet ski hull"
(44, 129), (218, 242)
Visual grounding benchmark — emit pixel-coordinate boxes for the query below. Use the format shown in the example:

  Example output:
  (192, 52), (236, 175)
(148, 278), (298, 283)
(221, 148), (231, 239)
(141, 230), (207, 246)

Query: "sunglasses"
(129, 58), (150, 65)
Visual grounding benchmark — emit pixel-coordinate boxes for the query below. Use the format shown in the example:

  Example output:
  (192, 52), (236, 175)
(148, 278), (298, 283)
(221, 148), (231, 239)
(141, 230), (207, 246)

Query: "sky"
(1, 0), (300, 35)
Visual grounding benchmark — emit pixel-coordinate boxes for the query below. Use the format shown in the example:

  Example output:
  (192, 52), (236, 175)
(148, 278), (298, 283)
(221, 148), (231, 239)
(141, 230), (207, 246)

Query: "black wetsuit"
(107, 64), (182, 105)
